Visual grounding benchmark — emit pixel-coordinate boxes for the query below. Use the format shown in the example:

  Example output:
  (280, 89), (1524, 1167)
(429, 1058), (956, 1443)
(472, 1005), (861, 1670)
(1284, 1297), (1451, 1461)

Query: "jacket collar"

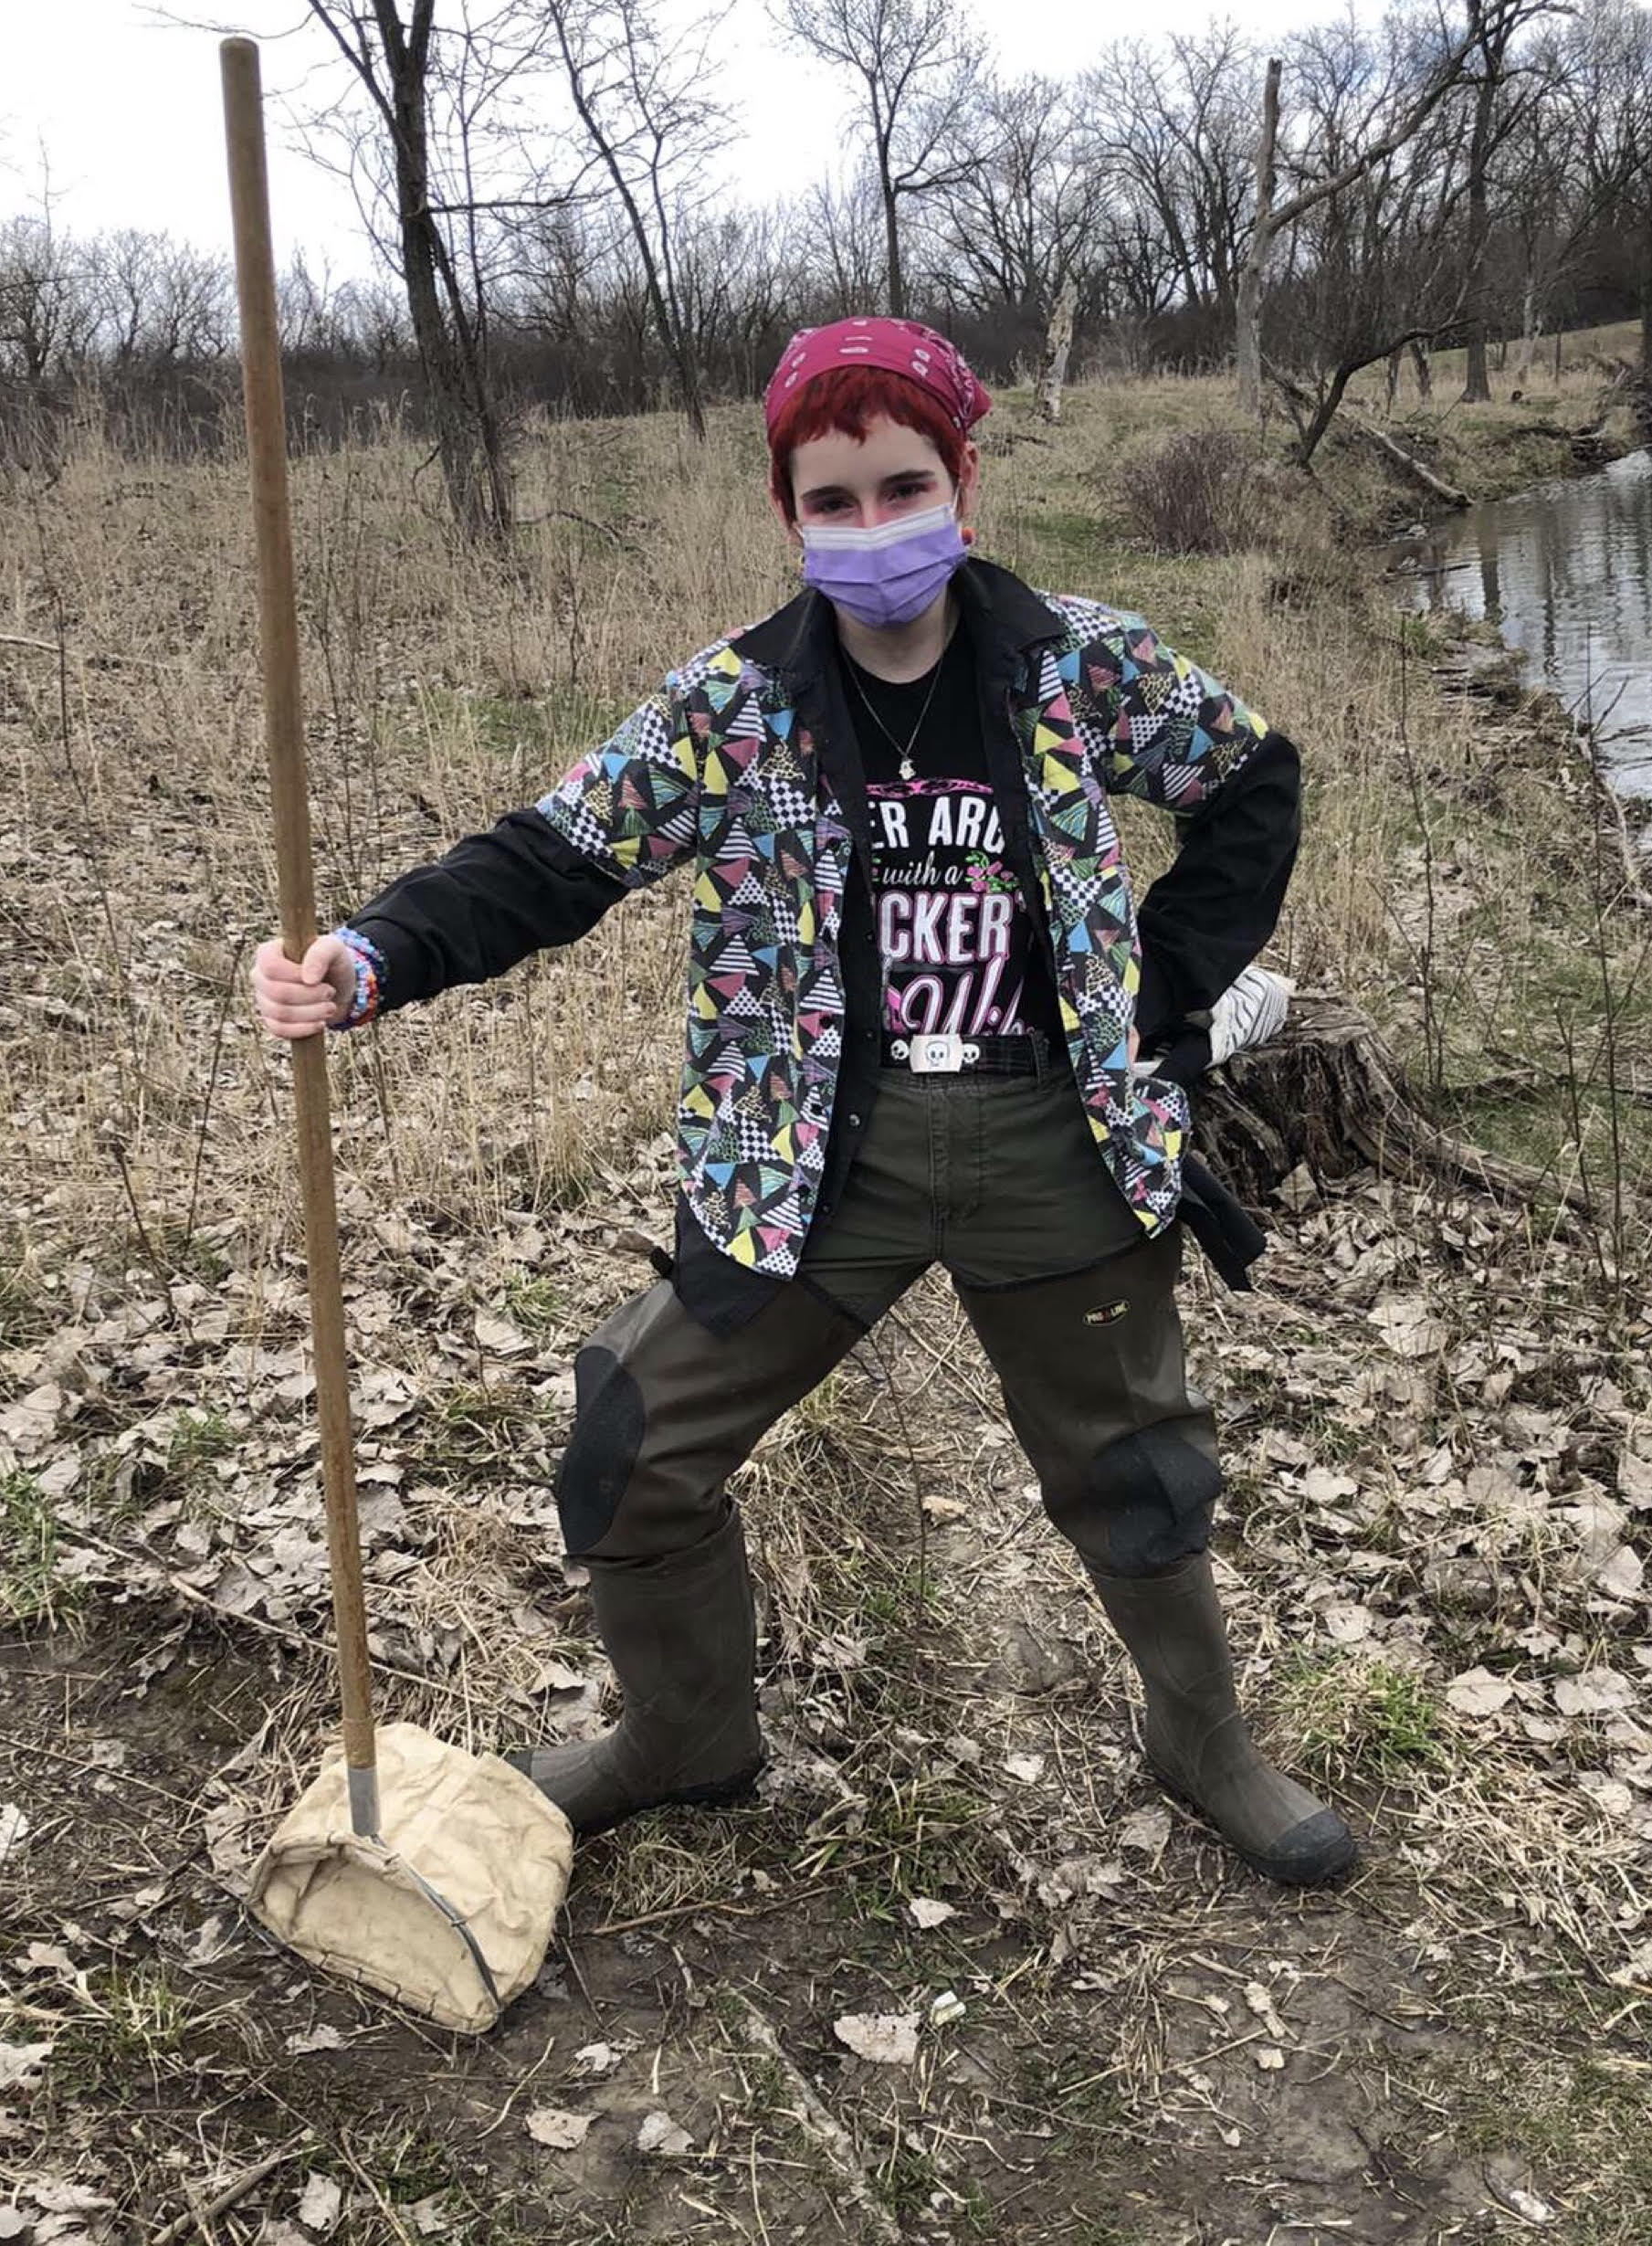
(952, 556), (1068, 666)
(729, 555), (1066, 685)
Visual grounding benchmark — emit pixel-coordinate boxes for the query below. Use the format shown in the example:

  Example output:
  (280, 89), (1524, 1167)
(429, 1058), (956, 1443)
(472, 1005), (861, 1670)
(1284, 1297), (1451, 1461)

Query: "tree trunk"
(1236, 57), (1281, 422)
(1293, 358), (1359, 466)
(1512, 279), (1539, 385)
(1035, 280), (1077, 423)
(881, 174), (905, 318)
(397, 205), (510, 540)
(1459, 10), (1497, 406)
(370, 0), (511, 543)
(1189, 991), (1592, 1215)
(1410, 336), (1433, 399)
(674, 349), (709, 443)
(1642, 184), (1652, 388)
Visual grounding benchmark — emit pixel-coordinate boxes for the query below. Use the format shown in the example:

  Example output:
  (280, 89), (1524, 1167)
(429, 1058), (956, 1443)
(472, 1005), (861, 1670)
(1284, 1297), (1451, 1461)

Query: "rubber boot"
(1089, 1552), (1357, 1886)
(507, 1508), (763, 1837)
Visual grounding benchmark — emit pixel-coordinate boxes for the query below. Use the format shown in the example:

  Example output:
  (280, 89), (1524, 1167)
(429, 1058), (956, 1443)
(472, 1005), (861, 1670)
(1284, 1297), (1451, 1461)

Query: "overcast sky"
(10, 0), (1339, 283)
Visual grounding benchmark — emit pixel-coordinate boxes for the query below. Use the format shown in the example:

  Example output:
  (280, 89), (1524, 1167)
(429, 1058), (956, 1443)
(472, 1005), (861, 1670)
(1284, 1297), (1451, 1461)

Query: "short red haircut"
(768, 364), (968, 521)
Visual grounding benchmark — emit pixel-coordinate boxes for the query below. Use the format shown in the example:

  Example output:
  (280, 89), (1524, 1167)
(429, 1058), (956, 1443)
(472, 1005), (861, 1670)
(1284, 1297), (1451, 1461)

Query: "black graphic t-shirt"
(842, 627), (1063, 1041)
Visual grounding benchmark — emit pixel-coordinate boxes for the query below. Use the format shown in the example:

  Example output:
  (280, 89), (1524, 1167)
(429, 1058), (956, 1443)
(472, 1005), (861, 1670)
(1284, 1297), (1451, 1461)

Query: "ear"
(767, 448), (799, 536)
(767, 476), (799, 544)
(955, 441), (981, 525)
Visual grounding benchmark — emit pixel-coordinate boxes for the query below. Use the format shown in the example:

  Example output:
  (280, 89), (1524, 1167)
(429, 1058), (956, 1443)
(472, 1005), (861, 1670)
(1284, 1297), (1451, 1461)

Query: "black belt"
(880, 1031), (1048, 1077)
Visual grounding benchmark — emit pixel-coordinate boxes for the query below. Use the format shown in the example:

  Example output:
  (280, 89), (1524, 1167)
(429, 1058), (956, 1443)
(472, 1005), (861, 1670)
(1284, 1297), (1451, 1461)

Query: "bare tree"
(1457, 0), (1555, 401)
(113, 235), (234, 364)
(1093, 29), (1260, 360)
(1257, 9), (1476, 463)
(801, 169), (885, 313)
(1546, 0), (1652, 386)
(1091, 195), (1188, 336)
(19, 0), (1652, 442)
(299, 0), (532, 539)
(921, 69), (1111, 378)
(1236, 10), (1476, 419)
(0, 167), (100, 386)
(775, 0), (981, 316)
(1035, 279), (1077, 419)
(537, 0), (730, 440)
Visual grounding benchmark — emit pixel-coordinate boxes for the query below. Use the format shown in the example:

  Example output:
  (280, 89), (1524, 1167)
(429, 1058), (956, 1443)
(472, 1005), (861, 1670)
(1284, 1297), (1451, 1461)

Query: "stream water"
(1392, 447), (1652, 799)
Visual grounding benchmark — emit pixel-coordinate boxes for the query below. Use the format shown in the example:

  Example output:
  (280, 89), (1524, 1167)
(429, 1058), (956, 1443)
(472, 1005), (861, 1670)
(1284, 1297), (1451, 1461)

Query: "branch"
(1267, 30), (1479, 237)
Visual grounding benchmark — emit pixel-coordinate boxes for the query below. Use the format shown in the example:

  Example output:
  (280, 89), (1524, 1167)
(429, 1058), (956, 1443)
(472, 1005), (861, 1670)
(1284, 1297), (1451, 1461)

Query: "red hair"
(768, 364), (968, 521)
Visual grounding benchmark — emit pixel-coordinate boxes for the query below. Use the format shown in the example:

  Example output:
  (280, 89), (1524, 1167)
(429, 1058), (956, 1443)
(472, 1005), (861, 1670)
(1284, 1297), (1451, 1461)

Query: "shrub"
(1120, 425), (1282, 555)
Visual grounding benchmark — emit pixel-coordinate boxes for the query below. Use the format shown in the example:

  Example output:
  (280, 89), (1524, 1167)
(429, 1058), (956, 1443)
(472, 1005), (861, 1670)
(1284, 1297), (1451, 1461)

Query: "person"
(252, 317), (1355, 1889)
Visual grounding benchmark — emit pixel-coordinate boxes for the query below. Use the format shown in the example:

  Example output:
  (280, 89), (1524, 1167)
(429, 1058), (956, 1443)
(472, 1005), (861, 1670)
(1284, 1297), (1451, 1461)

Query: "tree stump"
(1188, 990), (1592, 1215)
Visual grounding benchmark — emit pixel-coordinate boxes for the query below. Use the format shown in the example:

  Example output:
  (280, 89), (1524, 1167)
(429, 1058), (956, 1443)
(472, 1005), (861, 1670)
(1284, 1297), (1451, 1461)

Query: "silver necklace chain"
(844, 623), (957, 783)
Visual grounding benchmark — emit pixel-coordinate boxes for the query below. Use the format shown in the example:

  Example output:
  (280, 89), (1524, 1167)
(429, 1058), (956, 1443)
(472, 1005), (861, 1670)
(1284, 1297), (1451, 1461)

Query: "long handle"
(221, 37), (379, 1838)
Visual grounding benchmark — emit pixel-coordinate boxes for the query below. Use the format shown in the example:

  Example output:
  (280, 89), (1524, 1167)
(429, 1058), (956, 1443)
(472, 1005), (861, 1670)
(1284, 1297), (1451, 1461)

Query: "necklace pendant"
(899, 755), (917, 782)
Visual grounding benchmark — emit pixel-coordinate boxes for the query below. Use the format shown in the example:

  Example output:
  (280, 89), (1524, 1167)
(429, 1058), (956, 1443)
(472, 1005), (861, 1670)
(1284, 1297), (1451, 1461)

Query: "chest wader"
(511, 1070), (1355, 1886)
(506, 1275), (869, 1836)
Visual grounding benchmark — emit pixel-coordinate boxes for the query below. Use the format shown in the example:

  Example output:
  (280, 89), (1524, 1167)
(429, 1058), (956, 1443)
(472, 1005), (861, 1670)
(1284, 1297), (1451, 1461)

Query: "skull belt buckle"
(903, 1034), (979, 1074)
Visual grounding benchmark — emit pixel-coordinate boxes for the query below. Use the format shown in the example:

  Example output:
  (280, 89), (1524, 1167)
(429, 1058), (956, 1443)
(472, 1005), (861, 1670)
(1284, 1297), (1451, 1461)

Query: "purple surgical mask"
(799, 502), (967, 630)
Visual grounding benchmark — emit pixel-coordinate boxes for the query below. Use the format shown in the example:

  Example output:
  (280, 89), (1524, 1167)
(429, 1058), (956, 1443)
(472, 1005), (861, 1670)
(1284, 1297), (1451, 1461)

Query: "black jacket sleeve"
(1134, 730), (1300, 1048)
(343, 807), (630, 1013)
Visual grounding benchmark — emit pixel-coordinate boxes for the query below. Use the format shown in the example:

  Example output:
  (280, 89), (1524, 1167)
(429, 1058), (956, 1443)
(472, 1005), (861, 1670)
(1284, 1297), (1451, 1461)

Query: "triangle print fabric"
(537, 599), (1270, 1278)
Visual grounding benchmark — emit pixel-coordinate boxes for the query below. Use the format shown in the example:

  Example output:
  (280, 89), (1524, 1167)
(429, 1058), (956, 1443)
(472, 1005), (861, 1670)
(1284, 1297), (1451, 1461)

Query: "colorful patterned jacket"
(333, 560), (1295, 1294)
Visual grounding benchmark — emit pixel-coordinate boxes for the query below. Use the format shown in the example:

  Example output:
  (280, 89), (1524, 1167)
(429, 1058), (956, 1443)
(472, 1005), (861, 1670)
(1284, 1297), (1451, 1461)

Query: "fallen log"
(1342, 410), (1470, 509)
(1189, 990), (1594, 1215)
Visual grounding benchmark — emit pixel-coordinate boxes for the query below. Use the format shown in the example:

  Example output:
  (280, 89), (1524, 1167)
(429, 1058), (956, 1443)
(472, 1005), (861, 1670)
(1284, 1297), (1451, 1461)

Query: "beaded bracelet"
(326, 925), (389, 1031)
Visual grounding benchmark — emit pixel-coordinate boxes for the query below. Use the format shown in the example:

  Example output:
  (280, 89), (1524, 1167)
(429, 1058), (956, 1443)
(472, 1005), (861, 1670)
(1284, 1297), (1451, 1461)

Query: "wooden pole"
(220, 37), (379, 1836)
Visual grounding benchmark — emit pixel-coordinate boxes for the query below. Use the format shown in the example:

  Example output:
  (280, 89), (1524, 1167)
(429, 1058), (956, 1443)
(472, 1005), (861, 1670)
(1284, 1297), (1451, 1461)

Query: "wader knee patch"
(555, 1344), (647, 1556)
(1068, 1424), (1223, 1577)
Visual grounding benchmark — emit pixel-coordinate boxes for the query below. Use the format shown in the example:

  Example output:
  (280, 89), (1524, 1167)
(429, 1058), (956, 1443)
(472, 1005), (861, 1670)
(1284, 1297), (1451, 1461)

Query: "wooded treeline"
(4, 0), (1649, 498)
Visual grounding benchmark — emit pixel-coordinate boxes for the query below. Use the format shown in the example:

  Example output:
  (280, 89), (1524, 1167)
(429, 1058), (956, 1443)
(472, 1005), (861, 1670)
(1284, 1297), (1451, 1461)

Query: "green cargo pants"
(554, 1066), (1222, 1576)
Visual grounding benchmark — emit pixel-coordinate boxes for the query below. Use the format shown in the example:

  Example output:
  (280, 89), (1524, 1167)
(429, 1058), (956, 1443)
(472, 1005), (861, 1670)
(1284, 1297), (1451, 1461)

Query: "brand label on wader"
(1084, 1300), (1130, 1327)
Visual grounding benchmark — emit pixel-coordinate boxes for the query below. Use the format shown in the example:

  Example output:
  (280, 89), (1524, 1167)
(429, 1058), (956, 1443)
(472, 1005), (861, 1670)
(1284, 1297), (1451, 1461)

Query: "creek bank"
(1382, 441), (1652, 819)
(1332, 368), (1645, 544)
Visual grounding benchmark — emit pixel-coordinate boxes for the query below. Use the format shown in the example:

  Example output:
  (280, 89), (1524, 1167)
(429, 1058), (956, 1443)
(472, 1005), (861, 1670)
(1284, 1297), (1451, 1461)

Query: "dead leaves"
(1447, 1667), (1515, 1718)
(294, 2174), (342, 2234)
(906, 1897), (956, 1930)
(0, 2177), (113, 2246)
(634, 2111), (693, 2156)
(523, 2108), (593, 2152)
(1368, 1293), (1449, 1358)
(0, 2044), (52, 2096)
(0, 1386), (63, 1458)
(833, 2012), (920, 2066)
(1552, 1669), (1635, 1718)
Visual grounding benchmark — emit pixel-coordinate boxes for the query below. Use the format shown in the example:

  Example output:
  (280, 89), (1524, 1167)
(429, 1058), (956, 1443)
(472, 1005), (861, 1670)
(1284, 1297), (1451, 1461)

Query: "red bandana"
(763, 317), (992, 438)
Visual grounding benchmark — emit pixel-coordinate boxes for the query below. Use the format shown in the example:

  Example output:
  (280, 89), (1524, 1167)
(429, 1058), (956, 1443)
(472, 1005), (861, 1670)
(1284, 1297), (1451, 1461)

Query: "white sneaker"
(1206, 965), (1291, 1066)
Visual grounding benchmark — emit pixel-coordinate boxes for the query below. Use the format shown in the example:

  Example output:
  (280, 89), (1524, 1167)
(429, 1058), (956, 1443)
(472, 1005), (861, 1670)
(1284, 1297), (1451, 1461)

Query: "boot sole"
(1144, 1757), (1360, 1889)
(579, 1763), (765, 1840)
(513, 1756), (766, 1840)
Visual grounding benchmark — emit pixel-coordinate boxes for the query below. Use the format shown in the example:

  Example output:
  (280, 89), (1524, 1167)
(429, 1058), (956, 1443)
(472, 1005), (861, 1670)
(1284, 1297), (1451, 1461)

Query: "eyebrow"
(797, 467), (938, 504)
